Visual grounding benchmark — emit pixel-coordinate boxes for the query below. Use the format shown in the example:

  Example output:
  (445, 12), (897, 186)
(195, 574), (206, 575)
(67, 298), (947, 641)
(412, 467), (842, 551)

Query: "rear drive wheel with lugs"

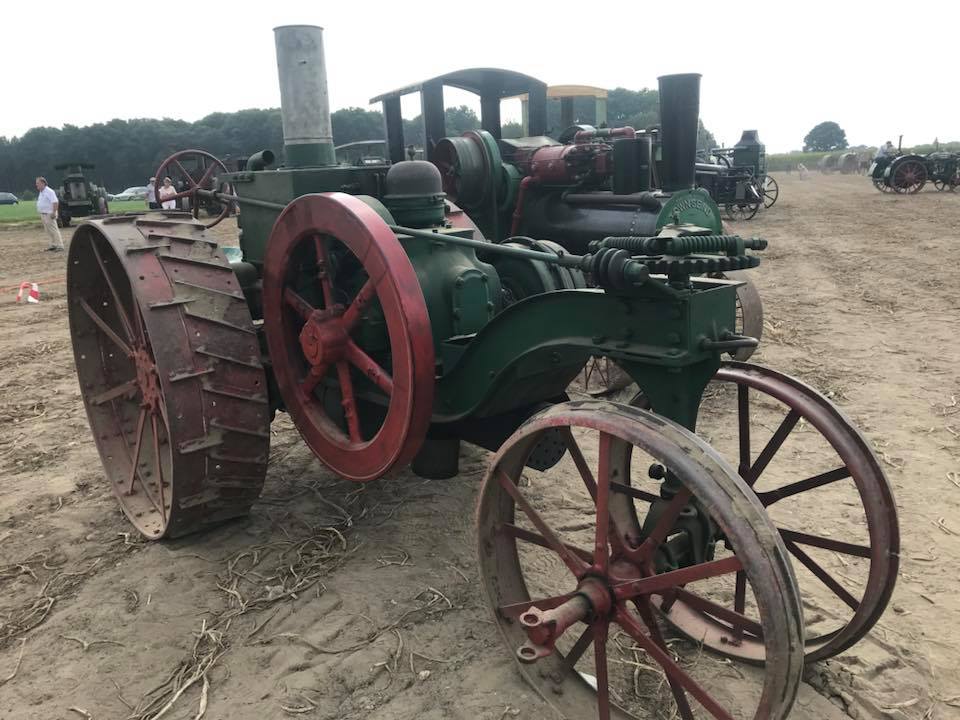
(68, 214), (270, 539)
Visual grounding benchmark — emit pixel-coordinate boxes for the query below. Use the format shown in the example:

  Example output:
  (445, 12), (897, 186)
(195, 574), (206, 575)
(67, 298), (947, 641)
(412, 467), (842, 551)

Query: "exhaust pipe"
(273, 25), (335, 167)
(657, 73), (701, 192)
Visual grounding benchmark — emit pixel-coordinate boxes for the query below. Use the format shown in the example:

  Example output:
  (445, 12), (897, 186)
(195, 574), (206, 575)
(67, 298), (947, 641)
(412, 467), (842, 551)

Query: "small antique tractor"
(66, 26), (898, 720)
(55, 162), (109, 227)
(870, 150), (960, 193)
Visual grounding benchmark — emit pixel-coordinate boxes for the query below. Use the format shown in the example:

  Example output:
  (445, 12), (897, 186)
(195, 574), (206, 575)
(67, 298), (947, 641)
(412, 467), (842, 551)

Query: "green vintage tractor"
(65, 25), (897, 720)
(55, 162), (109, 227)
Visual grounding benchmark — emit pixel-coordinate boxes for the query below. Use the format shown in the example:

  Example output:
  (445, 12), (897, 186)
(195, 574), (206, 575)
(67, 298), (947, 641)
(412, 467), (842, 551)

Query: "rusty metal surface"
(262, 193), (434, 482)
(476, 400), (804, 719)
(67, 214), (270, 538)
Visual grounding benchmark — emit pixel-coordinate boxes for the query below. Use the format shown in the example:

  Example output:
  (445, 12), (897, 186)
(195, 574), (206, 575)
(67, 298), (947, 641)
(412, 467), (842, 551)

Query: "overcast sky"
(2, 1), (957, 153)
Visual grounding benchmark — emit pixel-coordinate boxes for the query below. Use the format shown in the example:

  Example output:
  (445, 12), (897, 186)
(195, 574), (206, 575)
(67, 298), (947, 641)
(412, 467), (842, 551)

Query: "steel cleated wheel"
(68, 215), (270, 538)
(478, 400), (804, 720)
(262, 193), (435, 482)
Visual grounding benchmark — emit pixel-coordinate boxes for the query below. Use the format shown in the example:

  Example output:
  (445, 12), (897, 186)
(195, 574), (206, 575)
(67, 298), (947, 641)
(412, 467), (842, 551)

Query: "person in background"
(146, 177), (159, 209)
(35, 177), (64, 252)
(158, 177), (177, 210)
(875, 141), (896, 159)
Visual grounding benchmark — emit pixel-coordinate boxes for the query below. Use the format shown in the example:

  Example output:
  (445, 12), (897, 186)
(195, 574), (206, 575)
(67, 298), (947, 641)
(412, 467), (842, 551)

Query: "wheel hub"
(298, 309), (348, 366)
(516, 558), (645, 663)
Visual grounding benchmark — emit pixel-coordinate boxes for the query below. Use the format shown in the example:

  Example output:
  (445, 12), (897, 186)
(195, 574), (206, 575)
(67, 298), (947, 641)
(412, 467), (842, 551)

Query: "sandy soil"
(0, 176), (958, 720)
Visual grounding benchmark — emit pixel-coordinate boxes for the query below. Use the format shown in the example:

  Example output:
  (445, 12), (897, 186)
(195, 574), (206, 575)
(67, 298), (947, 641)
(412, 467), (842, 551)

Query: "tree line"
(0, 87), (716, 197)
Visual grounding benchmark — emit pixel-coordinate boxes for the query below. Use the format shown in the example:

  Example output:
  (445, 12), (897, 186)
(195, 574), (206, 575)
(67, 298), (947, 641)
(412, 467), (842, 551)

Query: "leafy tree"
(803, 122), (848, 152)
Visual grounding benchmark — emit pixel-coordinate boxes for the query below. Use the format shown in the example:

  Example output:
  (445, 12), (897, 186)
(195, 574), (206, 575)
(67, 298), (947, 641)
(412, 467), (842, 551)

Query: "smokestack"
(273, 25), (335, 167)
(657, 73), (701, 192)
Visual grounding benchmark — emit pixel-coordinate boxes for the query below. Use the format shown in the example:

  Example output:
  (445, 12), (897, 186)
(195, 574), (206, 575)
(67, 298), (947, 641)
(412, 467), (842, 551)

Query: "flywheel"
(262, 193), (435, 481)
(68, 215), (270, 539)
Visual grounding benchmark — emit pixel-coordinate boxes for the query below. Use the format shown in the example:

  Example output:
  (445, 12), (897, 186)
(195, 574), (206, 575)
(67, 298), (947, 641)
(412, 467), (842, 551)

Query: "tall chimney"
(273, 25), (335, 167)
(657, 73), (701, 192)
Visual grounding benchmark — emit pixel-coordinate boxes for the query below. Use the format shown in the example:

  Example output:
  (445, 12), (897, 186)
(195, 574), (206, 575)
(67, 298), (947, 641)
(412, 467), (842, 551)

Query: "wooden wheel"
(477, 401), (804, 719)
(262, 193), (435, 482)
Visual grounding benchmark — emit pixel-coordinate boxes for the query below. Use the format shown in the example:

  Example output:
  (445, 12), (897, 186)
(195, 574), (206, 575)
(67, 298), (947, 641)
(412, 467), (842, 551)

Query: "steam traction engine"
(66, 26), (898, 720)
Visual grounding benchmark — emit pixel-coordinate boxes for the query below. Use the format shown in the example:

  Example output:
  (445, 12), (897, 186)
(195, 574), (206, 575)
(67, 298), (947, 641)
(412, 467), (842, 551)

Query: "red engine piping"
(511, 176), (539, 236)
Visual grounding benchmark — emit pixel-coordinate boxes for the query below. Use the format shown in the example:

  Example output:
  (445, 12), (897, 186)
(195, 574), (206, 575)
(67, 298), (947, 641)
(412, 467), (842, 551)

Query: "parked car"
(109, 186), (148, 202)
(0, 192), (19, 205)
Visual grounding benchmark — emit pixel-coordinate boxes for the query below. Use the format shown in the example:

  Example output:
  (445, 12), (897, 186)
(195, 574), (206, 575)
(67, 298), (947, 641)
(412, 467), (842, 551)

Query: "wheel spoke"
(196, 162), (218, 189)
(335, 362), (362, 443)
(784, 539), (860, 610)
(90, 379), (138, 406)
(314, 236), (335, 308)
(345, 340), (394, 395)
(498, 591), (579, 619)
(496, 469), (588, 576)
(733, 570), (747, 641)
(560, 428), (597, 502)
(594, 432), (612, 573)
(79, 298), (134, 357)
(615, 606), (735, 720)
(613, 556), (743, 601)
(635, 488), (692, 562)
(283, 287), (317, 321)
(341, 278), (376, 331)
(125, 408), (147, 495)
(499, 523), (593, 563)
(737, 384), (750, 478)
(301, 362), (330, 397)
(593, 621), (611, 720)
(88, 239), (137, 343)
(669, 587), (764, 640)
(780, 528), (871, 558)
(609, 482), (659, 504)
(634, 599), (695, 720)
(744, 409), (800, 486)
(173, 160), (197, 188)
(564, 624), (594, 669)
(757, 466), (851, 506)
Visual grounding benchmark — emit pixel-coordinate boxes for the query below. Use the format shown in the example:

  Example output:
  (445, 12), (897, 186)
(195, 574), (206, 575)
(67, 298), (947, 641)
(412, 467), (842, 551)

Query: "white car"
(109, 186), (149, 202)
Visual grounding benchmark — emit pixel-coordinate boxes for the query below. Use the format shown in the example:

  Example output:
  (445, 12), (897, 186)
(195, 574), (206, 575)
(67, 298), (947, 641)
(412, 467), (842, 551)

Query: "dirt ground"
(0, 175), (958, 720)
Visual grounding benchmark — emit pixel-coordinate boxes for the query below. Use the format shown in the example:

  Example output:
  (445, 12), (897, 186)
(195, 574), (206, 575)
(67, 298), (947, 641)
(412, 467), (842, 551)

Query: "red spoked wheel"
(890, 159), (927, 194)
(671, 362), (898, 663)
(154, 149), (231, 228)
(263, 193), (435, 482)
(478, 401), (804, 720)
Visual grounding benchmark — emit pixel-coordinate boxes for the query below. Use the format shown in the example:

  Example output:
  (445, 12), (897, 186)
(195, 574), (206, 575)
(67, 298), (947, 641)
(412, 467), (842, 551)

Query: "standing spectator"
(35, 177), (64, 252)
(158, 177), (177, 210)
(146, 177), (159, 209)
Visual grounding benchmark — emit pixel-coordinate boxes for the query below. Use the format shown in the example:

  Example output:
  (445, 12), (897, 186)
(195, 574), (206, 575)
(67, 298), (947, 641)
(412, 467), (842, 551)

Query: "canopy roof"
(370, 68), (546, 104)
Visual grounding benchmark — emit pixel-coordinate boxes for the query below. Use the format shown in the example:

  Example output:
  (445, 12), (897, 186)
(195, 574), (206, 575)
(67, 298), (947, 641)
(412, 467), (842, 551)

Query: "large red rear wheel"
(262, 193), (434, 481)
(68, 215), (270, 538)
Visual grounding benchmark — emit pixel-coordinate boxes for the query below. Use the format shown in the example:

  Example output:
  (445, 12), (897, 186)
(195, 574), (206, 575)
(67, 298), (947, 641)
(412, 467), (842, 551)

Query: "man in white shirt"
(146, 177), (159, 209)
(35, 177), (64, 252)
